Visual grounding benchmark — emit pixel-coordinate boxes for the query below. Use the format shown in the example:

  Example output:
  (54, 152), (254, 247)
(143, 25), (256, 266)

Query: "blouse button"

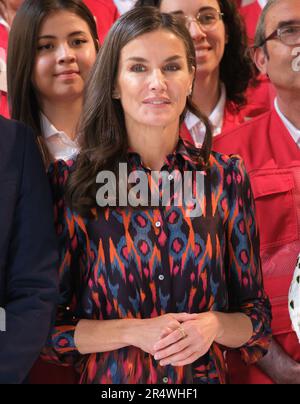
(66, 306), (70, 311)
(158, 275), (165, 281)
(163, 377), (169, 384)
(168, 174), (174, 181)
(155, 221), (161, 228)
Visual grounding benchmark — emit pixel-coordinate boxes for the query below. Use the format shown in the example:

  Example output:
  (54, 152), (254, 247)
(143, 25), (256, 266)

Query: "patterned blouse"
(43, 140), (271, 384)
(289, 254), (300, 342)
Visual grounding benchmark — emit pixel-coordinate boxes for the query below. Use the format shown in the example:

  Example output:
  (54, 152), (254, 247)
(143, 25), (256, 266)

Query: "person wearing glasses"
(214, 0), (300, 384)
(135, 0), (270, 146)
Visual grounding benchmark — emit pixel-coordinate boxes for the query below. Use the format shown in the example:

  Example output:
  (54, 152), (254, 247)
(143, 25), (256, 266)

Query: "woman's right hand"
(129, 313), (197, 356)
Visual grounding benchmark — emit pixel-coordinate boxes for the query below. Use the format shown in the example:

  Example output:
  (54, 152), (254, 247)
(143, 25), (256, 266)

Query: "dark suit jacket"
(0, 116), (58, 383)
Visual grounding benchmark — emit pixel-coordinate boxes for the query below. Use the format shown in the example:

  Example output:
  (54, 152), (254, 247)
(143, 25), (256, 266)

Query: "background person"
(83, 0), (119, 43)
(214, 0), (300, 384)
(0, 0), (24, 117)
(7, 0), (99, 166)
(0, 115), (58, 384)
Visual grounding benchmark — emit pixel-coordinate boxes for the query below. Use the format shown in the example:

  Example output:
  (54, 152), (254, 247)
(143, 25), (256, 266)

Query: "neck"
(192, 70), (221, 117)
(277, 92), (300, 130)
(127, 121), (179, 171)
(3, 5), (16, 26)
(41, 98), (82, 140)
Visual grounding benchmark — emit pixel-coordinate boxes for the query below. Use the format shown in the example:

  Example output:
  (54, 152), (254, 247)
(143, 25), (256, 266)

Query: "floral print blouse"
(42, 140), (272, 384)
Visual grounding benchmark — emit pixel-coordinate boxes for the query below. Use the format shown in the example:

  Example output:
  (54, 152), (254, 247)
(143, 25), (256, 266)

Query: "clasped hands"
(137, 312), (222, 367)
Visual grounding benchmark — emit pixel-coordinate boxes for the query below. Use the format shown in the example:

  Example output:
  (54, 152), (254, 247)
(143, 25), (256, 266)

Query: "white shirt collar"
(40, 113), (80, 160)
(257, 0), (268, 9)
(0, 17), (10, 31)
(41, 113), (65, 139)
(274, 98), (300, 148)
(0, 39), (7, 93)
(113, 0), (135, 14)
(185, 83), (226, 146)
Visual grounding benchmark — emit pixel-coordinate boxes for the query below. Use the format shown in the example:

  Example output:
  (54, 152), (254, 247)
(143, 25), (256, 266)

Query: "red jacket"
(213, 109), (300, 383)
(0, 24), (9, 118)
(83, 0), (119, 44)
(240, 1), (261, 45)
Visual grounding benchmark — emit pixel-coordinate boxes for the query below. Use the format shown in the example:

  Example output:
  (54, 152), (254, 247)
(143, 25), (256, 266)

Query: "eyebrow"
(37, 31), (87, 40)
(125, 55), (184, 63)
(277, 20), (300, 29)
(171, 6), (219, 15)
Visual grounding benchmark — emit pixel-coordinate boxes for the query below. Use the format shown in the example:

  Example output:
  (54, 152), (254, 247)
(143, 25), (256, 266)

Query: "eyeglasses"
(259, 24), (300, 47)
(175, 9), (224, 32)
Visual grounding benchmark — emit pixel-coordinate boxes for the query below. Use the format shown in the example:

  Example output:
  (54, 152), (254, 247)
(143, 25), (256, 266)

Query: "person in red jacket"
(0, 0), (23, 117)
(214, 0), (300, 384)
(83, 0), (119, 44)
(240, 0), (266, 45)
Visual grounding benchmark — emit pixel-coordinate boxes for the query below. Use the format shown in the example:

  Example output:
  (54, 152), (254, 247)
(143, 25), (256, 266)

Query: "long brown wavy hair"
(66, 6), (212, 217)
(7, 0), (99, 167)
(135, 0), (258, 110)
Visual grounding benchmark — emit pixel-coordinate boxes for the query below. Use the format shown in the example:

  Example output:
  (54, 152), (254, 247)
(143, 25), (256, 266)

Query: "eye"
(283, 26), (300, 34)
(72, 38), (88, 46)
(130, 64), (147, 72)
(198, 13), (217, 25)
(37, 43), (54, 51)
(164, 63), (181, 72)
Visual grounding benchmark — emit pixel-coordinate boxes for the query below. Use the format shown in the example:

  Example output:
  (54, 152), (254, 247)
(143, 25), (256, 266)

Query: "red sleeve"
(83, 0), (119, 44)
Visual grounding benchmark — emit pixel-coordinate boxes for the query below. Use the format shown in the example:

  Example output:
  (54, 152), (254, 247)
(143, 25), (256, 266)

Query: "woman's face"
(32, 10), (97, 106)
(160, 0), (227, 78)
(115, 29), (194, 131)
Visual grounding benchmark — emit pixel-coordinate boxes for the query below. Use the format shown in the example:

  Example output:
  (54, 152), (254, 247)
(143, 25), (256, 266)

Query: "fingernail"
(154, 354), (159, 360)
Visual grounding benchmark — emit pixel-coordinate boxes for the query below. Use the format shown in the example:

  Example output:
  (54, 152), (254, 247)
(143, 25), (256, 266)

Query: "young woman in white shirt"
(7, 0), (99, 165)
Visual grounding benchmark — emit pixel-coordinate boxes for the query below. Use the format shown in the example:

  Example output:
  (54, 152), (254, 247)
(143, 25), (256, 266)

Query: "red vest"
(213, 109), (300, 383)
(83, 0), (119, 44)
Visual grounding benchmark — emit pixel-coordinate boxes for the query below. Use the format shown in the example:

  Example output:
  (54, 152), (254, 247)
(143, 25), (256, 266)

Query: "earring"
(112, 91), (120, 99)
(188, 88), (193, 96)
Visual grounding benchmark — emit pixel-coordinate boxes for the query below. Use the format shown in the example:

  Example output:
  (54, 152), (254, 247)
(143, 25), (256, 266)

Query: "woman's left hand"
(153, 312), (222, 367)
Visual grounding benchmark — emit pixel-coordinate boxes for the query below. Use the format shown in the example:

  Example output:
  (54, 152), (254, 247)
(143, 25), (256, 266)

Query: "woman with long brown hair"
(43, 7), (271, 384)
(135, 0), (270, 146)
(7, 0), (99, 166)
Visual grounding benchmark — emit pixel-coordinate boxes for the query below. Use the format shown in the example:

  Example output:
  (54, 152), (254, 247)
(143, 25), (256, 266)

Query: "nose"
(148, 69), (167, 92)
(57, 43), (76, 64)
(188, 21), (207, 42)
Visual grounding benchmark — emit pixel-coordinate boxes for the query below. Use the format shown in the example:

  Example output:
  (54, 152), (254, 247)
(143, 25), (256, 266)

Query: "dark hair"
(135, 0), (258, 109)
(66, 6), (212, 217)
(7, 0), (99, 166)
